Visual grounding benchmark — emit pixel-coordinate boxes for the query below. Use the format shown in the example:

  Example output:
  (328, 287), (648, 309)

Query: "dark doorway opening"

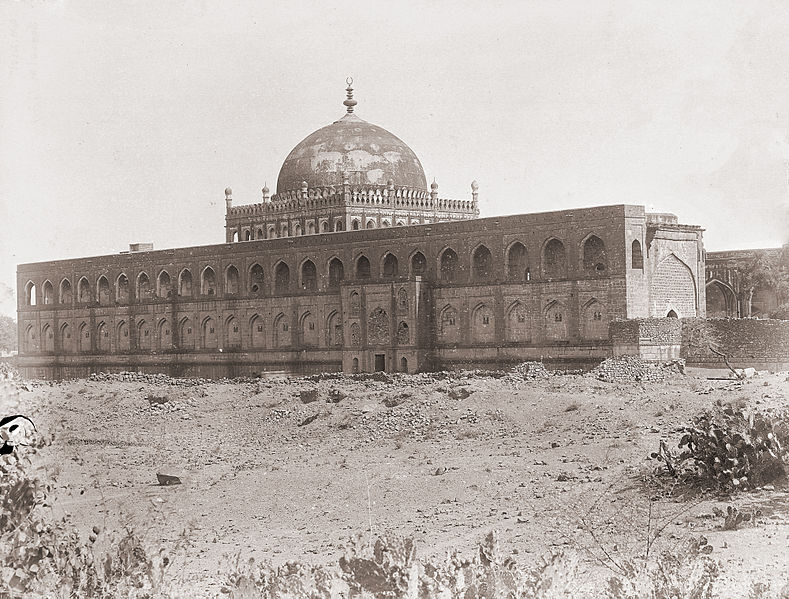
(374, 353), (386, 372)
(400, 356), (408, 372)
(667, 310), (678, 318)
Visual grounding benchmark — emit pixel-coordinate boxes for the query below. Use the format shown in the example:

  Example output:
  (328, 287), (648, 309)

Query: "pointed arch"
(439, 247), (459, 283)
(706, 279), (737, 318)
(581, 299), (608, 340)
(200, 266), (217, 296)
(137, 319), (152, 351)
(60, 322), (73, 353)
(24, 281), (37, 306)
(542, 238), (567, 279)
(201, 316), (217, 349)
(24, 323), (37, 352)
(250, 314), (266, 348)
(410, 251), (427, 276)
(506, 242), (530, 282)
(225, 315), (241, 349)
(326, 310), (343, 347)
(274, 261), (290, 294)
(96, 321), (110, 352)
(137, 272), (152, 300)
(117, 320), (130, 351)
(581, 234), (607, 274)
(368, 307), (389, 345)
(349, 290), (361, 315)
(471, 303), (495, 343)
(42, 280), (54, 305)
(249, 263), (265, 294)
(59, 278), (73, 304)
(505, 301), (530, 342)
(157, 270), (172, 299)
(396, 321), (410, 345)
(350, 322), (362, 346)
(631, 239), (644, 270)
(366, 219), (376, 229)
(328, 257), (344, 290)
(439, 304), (460, 343)
(301, 259), (317, 291)
(178, 269), (193, 297)
(334, 218), (345, 232)
(225, 265), (240, 295)
(382, 253), (398, 278)
(179, 316), (194, 349)
(356, 254), (371, 279)
(157, 318), (172, 350)
(78, 322), (90, 353)
(256, 228), (264, 239)
(97, 276), (110, 305)
(300, 311), (317, 346)
(116, 273), (130, 303)
(651, 253), (697, 317)
(471, 244), (493, 282)
(273, 312), (291, 348)
(78, 277), (91, 303)
(351, 219), (360, 231)
(41, 323), (54, 352)
(307, 221), (316, 235)
(544, 300), (568, 341)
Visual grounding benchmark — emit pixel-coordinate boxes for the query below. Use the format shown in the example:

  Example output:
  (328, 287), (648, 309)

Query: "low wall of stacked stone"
(610, 318), (682, 361)
(680, 318), (789, 371)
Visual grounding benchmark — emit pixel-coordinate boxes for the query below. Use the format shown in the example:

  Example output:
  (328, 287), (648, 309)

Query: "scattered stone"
(300, 389), (320, 403)
(510, 362), (550, 380)
(156, 473), (182, 486)
(592, 356), (685, 383)
(447, 387), (472, 400)
(298, 414), (319, 427)
(327, 389), (347, 403)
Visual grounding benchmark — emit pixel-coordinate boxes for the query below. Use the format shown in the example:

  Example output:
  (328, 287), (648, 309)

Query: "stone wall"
(681, 318), (789, 369)
(610, 318), (683, 360)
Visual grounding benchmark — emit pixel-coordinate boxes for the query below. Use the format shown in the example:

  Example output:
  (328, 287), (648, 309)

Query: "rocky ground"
(4, 360), (789, 596)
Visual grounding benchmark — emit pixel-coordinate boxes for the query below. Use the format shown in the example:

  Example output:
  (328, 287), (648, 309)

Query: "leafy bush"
(652, 408), (789, 492)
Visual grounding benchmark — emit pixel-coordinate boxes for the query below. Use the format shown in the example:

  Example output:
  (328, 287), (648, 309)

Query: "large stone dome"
(276, 112), (427, 194)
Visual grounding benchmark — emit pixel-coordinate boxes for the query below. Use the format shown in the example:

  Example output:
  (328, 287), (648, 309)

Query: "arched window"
(250, 314), (265, 348)
(157, 271), (172, 299)
(225, 316), (241, 349)
(632, 240), (644, 270)
(382, 253), (398, 278)
(41, 323), (54, 352)
(352, 220), (360, 230)
(59, 279), (73, 304)
(366, 219), (376, 229)
(397, 321), (409, 344)
(411, 252), (427, 276)
(60, 322), (73, 353)
(96, 321), (110, 352)
(472, 304), (495, 343)
(507, 242), (529, 282)
(97, 276), (110, 305)
(178, 270), (193, 296)
(440, 248), (459, 283)
(544, 301), (568, 341)
(273, 313), (291, 347)
(506, 302), (530, 342)
(256, 228), (264, 240)
(294, 224), (302, 236)
(274, 262), (290, 294)
(581, 300), (608, 340)
(472, 245), (492, 281)
(368, 307), (389, 345)
(179, 317), (194, 349)
(42, 281), (53, 305)
(202, 316), (217, 349)
(78, 277), (91, 303)
(352, 357), (359, 373)
(78, 322), (89, 353)
(116, 274), (129, 303)
(225, 265), (240, 295)
(268, 226), (276, 239)
(117, 320), (130, 352)
(400, 356), (408, 372)
(582, 235), (607, 274)
(301, 311), (317, 346)
(137, 320), (152, 351)
(280, 224), (288, 238)
(326, 311), (343, 346)
(137, 272), (151, 300)
(307, 221), (316, 235)
(201, 267), (217, 296)
(157, 318), (172, 350)
(24, 281), (37, 306)
(249, 264), (264, 294)
(439, 305), (460, 343)
(24, 324), (36, 352)
(245, 230), (251, 241)
(543, 239), (567, 279)
(321, 221), (329, 233)
(349, 291), (361, 314)
(382, 220), (390, 228)
(356, 255), (371, 279)
(301, 260), (317, 291)
(328, 258), (344, 290)
(335, 219), (345, 232)
(232, 231), (239, 243)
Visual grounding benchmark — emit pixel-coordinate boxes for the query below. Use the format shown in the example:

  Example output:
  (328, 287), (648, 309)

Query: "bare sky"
(1, 0), (788, 317)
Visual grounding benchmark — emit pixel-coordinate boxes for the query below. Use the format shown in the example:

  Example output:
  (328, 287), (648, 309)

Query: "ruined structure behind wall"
(16, 85), (706, 379)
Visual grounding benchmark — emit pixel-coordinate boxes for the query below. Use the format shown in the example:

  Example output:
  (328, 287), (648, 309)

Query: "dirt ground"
(7, 365), (789, 596)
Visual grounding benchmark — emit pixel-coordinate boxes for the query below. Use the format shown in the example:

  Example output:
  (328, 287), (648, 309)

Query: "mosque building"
(16, 81), (706, 379)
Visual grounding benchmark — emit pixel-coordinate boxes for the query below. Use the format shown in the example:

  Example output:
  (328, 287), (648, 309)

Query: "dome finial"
(343, 77), (357, 113)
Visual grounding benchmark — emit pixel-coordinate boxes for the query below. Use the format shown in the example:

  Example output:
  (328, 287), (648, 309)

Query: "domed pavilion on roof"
(224, 80), (478, 241)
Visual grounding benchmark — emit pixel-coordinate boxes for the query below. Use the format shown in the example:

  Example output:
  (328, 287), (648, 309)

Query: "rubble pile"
(510, 362), (551, 380)
(0, 362), (19, 381)
(360, 405), (433, 440)
(592, 356), (685, 383)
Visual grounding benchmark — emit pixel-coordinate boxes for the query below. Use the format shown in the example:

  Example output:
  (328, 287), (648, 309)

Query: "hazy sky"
(2, 0), (788, 317)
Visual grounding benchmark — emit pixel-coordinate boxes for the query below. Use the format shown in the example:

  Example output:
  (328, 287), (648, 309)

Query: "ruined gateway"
(16, 84), (705, 379)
